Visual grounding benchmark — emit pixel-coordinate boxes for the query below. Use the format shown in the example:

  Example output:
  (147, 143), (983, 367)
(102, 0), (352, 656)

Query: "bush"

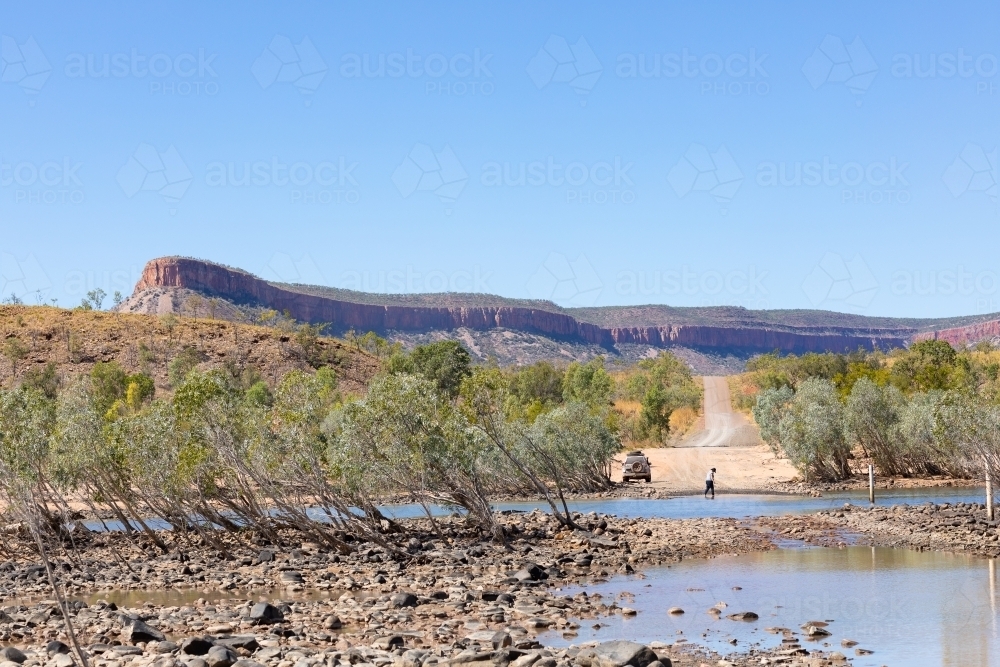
(168, 347), (205, 387)
(776, 378), (850, 481)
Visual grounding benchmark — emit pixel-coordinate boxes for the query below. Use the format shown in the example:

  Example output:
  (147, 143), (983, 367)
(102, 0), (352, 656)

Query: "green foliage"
(525, 402), (619, 489)
(168, 346), (205, 387)
(843, 377), (906, 474)
(623, 353), (701, 442)
(890, 339), (959, 392)
(356, 331), (400, 359)
(752, 385), (794, 452)
(776, 378), (850, 481)
(833, 360), (890, 399)
(245, 381), (274, 407)
(21, 361), (60, 399)
(2, 337), (29, 375)
(562, 357), (613, 407)
(388, 340), (472, 398)
(90, 361), (155, 418)
(505, 361), (565, 421)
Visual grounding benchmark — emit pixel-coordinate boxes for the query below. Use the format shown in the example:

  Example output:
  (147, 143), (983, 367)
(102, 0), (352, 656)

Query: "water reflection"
(540, 546), (999, 667)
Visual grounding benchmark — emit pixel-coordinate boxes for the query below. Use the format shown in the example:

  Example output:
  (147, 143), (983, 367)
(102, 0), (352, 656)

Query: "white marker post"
(986, 457), (994, 522)
(868, 464), (875, 504)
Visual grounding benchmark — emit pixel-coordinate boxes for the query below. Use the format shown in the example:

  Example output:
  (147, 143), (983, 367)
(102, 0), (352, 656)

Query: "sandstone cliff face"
(913, 319), (1000, 346)
(133, 257), (911, 354)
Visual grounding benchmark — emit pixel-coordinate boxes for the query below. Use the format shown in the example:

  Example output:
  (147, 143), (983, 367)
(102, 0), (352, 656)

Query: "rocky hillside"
(0, 305), (379, 394)
(118, 256), (1000, 371)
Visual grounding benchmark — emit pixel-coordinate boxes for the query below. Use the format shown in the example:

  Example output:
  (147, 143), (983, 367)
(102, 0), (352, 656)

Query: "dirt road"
(612, 376), (799, 491)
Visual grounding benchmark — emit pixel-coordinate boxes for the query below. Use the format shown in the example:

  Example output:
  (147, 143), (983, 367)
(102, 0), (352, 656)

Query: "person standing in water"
(705, 467), (716, 499)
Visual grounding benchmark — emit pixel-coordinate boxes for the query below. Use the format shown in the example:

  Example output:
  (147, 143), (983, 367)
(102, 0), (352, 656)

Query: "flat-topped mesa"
(133, 257), (911, 354)
(135, 257), (609, 343)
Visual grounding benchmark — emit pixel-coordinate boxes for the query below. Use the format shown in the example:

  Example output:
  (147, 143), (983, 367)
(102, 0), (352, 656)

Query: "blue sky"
(1, 1), (997, 318)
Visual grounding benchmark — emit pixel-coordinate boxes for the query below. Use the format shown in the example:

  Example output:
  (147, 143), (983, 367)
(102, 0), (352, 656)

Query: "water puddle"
(541, 546), (1000, 667)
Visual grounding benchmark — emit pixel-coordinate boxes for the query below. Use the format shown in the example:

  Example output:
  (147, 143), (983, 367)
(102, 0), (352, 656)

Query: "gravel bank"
(0, 511), (788, 667)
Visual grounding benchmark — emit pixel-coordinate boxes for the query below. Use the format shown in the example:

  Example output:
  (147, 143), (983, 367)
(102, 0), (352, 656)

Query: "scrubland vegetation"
(732, 339), (1000, 482)
(0, 307), (703, 552)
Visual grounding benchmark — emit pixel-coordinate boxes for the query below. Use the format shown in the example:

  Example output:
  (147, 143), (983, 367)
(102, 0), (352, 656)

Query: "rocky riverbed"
(754, 499), (1000, 557)
(0, 510), (814, 667)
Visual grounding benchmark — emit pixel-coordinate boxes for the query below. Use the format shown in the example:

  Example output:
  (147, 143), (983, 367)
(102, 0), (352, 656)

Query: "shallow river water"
(379, 486), (989, 521)
(540, 545), (1000, 667)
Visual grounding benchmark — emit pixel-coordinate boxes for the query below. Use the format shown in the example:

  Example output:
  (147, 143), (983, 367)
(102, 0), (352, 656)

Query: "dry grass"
(0, 305), (380, 395)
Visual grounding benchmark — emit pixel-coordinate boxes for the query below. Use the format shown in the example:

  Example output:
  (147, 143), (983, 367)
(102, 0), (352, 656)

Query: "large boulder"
(121, 618), (166, 643)
(205, 645), (238, 667)
(249, 602), (284, 624)
(579, 641), (658, 667)
(0, 648), (26, 664)
(390, 592), (418, 608)
(180, 637), (215, 655)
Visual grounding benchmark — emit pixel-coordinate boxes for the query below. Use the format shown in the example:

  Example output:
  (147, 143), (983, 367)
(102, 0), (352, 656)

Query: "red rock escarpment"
(913, 319), (1000, 346)
(134, 257), (910, 354)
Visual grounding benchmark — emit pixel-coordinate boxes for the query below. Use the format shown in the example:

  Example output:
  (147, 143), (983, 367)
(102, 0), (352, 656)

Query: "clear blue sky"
(2, 1), (997, 318)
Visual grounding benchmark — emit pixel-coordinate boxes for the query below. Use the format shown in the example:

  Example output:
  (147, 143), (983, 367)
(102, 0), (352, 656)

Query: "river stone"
(232, 661), (266, 667)
(667, 607), (684, 615)
(205, 645), (237, 667)
(372, 635), (404, 650)
(0, 650), (25, 665)
(255, 648), (283, 662)
(184, 660), (209, 667)
(215, 637), (260, 652)
(322, 615), (342, 630)
(257, 550), (274, 563)
(153, 641), (179, 654)
(726, 611), (758, 621)
(400, 649), (428, 667)
(465, 630), (511, 648)
(803, 624), (831, 637)
(585, 641), (658, 667)
(52, 654), (74, 667)
(181, 638), (216, 655)
(122, 618), (166, 642)
(510, 653), (540, 667)
(249, 602), (283, 624)
(390, 592), (418, 608)
(279, 571), (303, 584)
(46, 641), (70, 656)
